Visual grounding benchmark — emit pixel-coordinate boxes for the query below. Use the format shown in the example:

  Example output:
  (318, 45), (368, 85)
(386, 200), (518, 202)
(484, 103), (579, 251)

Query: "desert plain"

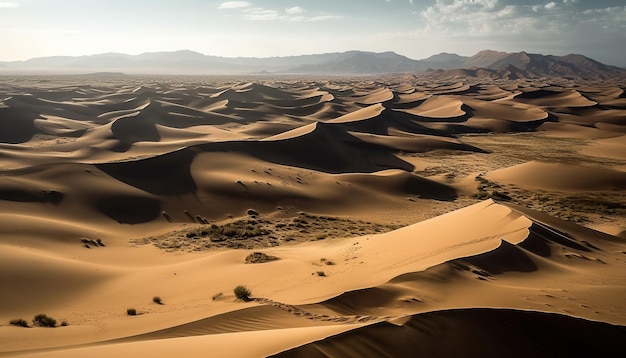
(0, 73), (625, 357)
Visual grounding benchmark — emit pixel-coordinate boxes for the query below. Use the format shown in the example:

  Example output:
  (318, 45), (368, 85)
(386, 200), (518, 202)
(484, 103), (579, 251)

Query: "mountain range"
(1, 49), (624, 79)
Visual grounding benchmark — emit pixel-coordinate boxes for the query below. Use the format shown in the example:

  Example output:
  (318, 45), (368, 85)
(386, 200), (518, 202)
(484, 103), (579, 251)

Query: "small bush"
(32, 314), (56, 327)
(316, 271), (327, 277)
(234, 285), (252, 301)
(247, 209), (259, 216)
(245, 252), (279, 264)
(60, 321), (69, 327)
(153, 296), (162, 304)
(10, 318), (29, 327)
(126, 308), (137, 316)
(490, 191), (512, 201)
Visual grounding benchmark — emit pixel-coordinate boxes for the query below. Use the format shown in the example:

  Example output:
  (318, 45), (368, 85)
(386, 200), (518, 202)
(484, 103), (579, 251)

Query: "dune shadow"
(96, 148), (198, 195)
(95, 195), (161, 224)
(0, 188), (63, 204)
(460, 240), (538, 274)
(0, 107), (40, 144)
(271, 308), (626, 358)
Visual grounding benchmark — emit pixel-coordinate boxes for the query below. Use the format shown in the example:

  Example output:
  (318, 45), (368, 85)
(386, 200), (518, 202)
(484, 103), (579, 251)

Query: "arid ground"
(1, 74), (625, 357)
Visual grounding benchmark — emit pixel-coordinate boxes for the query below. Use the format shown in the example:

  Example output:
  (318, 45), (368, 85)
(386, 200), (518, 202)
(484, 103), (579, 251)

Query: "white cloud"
(421, 0), (514, 35)
(418, 0), (608, 37)
(285, 6), (304, 14)
(242, 7), (283, 21)
(218, 1), (250, 9)
(545, 2), (557, 10)
(224, 3), (341, 22)
(308, 15), (343, 22)
(410, 0), (625, 62)
(0, 2), (19, 8)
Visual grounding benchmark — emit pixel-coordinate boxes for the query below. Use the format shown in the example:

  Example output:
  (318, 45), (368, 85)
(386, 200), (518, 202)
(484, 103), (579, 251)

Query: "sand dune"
(512, 89), (597, 107)
(1, 75), (625, 357)
(486, 161), (626, 191)
(271, 308), (626, 358)
(581, 135), (626, 161)
(400, 96), (467, 119)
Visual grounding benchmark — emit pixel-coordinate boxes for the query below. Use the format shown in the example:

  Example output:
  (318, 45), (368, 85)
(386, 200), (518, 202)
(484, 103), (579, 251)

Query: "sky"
(1, 0), (625, 66)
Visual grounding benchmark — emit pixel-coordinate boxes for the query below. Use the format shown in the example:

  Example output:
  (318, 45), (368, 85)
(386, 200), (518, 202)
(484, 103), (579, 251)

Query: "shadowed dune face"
(95, 195), (161, 224)
(0, 75), (625, 357)
(0, 107), (41, 144)
(270, 309), (626, 358)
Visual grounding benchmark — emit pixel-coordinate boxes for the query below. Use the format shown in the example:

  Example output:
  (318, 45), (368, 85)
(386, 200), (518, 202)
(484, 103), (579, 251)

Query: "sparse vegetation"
(10, 318), (29, 327)
(245, 251), (279, 264)
(247, 208), (259, 216)
(126, 308), (137, 316)
(133, 212), (401, 252)
(473, 175), (512, 201)
(471, 171), (626, 223)
(32, 314), (56, 327)
(316, 271), (327, 277)
(61, 320), (68, 327)
(81, 237), (105, 248)
(234, 285), (252, 301)
(153, 296), (162, 304)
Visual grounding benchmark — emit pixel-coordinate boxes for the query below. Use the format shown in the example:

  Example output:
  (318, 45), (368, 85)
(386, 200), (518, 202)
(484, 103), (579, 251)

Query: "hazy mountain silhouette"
(1, 49), (623, 78)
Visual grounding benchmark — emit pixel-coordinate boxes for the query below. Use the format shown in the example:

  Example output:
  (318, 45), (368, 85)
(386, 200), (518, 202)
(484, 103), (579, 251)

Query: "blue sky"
(1, 0), (625, 66)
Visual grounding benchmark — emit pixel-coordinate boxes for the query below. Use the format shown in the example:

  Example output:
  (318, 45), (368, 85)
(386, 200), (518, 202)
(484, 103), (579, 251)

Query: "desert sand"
(0, 74), (625, 357)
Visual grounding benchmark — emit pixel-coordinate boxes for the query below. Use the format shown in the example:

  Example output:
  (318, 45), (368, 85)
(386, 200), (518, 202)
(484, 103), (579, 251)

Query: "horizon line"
(0, 48), (592, 63)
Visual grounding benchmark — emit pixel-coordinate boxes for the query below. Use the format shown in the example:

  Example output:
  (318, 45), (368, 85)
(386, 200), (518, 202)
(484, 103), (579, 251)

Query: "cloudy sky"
(1, 0), (624, 66)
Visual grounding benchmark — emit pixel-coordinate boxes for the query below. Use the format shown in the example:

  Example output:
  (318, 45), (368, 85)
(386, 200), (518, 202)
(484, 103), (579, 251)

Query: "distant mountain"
(8, 50), (247, 74)
(282, 51), (424, 74)
(461, 50), (510, 68)
(457, 50), (625, 79)
(422, 52), (466, 63)
(418, 52), (466, 70)
(284, 50), (625, 78)
(1, 49), (623, 78)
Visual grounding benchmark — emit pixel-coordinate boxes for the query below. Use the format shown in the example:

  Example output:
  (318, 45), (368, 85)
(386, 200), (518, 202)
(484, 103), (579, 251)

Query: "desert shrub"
(10, 318), (29, 327)
(153, 296), (162, 304)
(490, 191), (512, 201)
(32, 314), (56, 327)
(221, 226), (239, 237)
(247, 209), (259, 216)
(234, 285), (252, 301)
(316, 271), (327, 277)
(61, 321), (69, 326)
(126, 308), (137, 316)
(245, 252), (279, 264)
(473, 190), (490, 199)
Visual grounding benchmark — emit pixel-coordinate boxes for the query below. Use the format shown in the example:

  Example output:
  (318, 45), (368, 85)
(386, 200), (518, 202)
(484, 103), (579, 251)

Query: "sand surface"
(1, 75), (624, 357)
